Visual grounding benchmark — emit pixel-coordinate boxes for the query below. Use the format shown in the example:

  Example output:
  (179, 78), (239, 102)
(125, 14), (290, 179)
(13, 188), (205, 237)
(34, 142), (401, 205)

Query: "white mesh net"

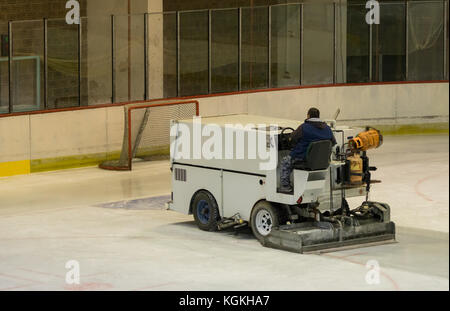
(100, 100), (198, 170)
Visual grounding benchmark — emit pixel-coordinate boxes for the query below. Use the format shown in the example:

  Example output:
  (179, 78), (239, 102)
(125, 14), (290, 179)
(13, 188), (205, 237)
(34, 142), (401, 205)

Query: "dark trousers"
(281, 155), (293, 187)
(281, 155), (306, 187)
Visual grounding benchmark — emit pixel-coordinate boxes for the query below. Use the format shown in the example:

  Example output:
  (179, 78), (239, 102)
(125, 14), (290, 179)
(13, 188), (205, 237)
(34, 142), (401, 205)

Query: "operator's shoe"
(279, 184), (293, 194)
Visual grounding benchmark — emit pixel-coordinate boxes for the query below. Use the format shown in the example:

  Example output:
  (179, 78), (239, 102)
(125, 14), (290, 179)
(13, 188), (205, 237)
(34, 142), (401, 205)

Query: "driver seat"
(292, 140), (332, 171)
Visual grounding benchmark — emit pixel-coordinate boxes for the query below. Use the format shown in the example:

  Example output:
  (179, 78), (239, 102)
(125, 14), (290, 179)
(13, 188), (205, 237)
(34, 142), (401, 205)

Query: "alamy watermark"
(366, 0), (380, 25)
(365, 259), (381, 285)
(170, 117), (279, 171)
(65, 259), (80, 285)
(66, 0), (80, 25)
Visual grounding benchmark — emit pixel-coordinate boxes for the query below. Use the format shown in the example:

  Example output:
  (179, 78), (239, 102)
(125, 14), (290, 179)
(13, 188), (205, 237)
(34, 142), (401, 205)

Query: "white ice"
(0, 134), (448, 291)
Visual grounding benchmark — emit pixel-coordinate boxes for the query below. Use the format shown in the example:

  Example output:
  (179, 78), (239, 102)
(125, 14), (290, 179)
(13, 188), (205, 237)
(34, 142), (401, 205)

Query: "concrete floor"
(0, 134), (448, 291)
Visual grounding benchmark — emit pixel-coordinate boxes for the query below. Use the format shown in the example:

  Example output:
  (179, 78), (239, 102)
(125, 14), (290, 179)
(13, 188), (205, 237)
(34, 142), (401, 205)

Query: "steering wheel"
(279, 127), (295, 150)
(281, 127), (295, 135)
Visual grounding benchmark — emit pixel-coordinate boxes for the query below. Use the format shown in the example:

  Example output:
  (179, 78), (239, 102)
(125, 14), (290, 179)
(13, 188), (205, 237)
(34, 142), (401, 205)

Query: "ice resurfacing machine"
(167, 114), (395, 253)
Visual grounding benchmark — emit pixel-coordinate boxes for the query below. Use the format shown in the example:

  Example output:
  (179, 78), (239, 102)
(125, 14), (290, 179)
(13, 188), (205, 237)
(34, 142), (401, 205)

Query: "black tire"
(191, 190), (220, 232)
(250, 201), (280, 243)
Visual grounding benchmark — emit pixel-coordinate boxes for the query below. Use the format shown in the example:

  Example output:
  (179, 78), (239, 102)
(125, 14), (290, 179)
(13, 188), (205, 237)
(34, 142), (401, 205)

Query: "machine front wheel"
(250, 201), (280, 243)
(191, 190), (220, 232)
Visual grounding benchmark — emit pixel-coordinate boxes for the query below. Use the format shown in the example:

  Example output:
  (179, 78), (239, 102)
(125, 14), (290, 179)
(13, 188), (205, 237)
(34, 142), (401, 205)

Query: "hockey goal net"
(99, 99), (199, 171)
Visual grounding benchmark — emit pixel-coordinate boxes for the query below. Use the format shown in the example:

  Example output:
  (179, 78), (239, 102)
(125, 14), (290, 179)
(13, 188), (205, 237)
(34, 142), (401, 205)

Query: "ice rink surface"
(0, 135), (448, 291)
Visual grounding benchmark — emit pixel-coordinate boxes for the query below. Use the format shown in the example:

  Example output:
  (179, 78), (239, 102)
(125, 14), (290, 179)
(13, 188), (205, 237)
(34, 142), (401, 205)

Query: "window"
(11, 20), (44, 112)
(347, 3), (370, 83)
(408, 1), (445, 81)
(372, 2), (406, 82)
(179, 11), (209, 96)
(271, 4), (301, 88)
(163, 13), (178, 98)
(303, 3), (335, 85)
(211, 9), (239, 93)
(241, 7), (269, 90)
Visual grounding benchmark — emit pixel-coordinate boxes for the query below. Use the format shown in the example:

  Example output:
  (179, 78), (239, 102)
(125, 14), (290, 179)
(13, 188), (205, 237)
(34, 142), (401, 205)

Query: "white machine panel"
(265, 168), (328, 205)
(222, 171), (266, 221)
(170, 164), (223, 215)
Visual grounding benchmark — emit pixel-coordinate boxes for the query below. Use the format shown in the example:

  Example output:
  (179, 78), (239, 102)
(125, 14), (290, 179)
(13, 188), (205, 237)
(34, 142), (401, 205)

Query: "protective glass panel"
(211, 9), (239, 93)
(408, 1), (445, 81)
(0, 22), (8, 114)
(303, 2), (335, 85)
(179, 11), (209, 96)
(80, 17), (89, 107)
(11, 20), (44, 113)
(47, 19), (79, 109)
(83, 16), (112, 106)
(271, 4), (301, 88)
(372, 2), (406, 82)
(447, 4), (449, 80)
(242, 6), (269, 90)
(147, 12), (165, 100)
(347, 4), (370, 83)
(115, 14), (145, 103)
(162, 13), (177, 98)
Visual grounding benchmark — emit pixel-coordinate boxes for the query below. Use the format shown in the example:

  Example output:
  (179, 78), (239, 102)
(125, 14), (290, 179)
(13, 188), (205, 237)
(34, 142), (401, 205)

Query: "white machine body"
(168, 115), (365, 222)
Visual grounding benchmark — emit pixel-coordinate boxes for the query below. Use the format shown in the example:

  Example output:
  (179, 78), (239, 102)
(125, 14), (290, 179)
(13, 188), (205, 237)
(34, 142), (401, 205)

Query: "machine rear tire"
(250, 201), (280, 243)
(191, 190), (220, 232)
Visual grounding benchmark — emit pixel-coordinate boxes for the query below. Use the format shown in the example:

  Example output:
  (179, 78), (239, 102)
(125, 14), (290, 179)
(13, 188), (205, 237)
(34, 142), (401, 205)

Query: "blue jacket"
(290, 118), (336, 160)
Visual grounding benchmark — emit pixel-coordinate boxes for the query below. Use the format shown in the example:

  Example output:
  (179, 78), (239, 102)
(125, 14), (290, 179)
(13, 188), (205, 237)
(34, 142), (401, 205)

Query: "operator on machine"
(280, 107), (337, 193)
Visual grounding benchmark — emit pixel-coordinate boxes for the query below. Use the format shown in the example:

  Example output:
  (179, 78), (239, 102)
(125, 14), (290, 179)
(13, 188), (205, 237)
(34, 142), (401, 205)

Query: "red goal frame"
(100, 100), (200, 171)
